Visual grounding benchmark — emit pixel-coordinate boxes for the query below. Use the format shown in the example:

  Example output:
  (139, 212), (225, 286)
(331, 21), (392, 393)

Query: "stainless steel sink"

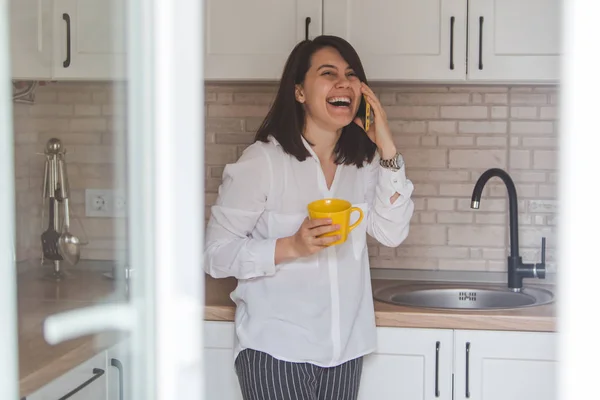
(373, 282), (554, 310)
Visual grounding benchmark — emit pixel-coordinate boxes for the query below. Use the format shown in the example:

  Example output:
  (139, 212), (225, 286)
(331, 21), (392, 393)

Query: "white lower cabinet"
(358, 327), (454, 400)
(26, 351), (107, 400)
(453, 330), (558, 400)
(204, 321), (243, 400)
(201, 322), (558, 400)
(359, 328), (558, 400)
(26, 324), (557, 399)
(24, 341), (130, 400)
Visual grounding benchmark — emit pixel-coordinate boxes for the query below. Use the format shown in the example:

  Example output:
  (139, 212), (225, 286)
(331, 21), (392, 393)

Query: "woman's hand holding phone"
(353, 82), (397, 160)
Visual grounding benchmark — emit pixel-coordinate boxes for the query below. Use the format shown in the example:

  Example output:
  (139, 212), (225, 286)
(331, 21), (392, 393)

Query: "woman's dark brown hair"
(254, 35), (377, 168)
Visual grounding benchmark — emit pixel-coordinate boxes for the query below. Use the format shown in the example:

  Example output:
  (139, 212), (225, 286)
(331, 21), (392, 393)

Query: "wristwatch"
(379, 152), (404, 171)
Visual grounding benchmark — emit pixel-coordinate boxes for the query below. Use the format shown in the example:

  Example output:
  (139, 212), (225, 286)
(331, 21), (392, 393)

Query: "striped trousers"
(234, 349), (363, 400)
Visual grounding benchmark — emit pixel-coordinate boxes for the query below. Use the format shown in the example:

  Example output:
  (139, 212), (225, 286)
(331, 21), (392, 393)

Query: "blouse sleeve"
(204, 143), (278, 279)
(364, 155), (415, 247)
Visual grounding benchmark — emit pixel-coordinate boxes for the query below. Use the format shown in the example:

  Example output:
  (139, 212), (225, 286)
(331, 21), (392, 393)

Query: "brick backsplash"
(13, 82), (558, 273)
(204, 83), (559, 273)
(12, 82), (127, 264)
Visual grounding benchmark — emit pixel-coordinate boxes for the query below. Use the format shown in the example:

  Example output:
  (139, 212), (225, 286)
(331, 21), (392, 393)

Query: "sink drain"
(458, 291), (477, 302)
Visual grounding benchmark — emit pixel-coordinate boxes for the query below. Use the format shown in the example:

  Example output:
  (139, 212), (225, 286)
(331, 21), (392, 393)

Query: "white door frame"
(0, 0), (19, 398)
(0, 0), (206, 399)
(127, 0), (206, 398)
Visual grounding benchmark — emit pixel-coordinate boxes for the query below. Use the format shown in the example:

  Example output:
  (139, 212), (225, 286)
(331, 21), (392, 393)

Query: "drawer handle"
(466, 342), (471, 398)
(478, 16), (484, 70)
(435, 341), (441, 397)
(305, 17), (311, 41)
(58, 368), (105, 400)
(111, 358), (124, 400)
(449, 17), (455, 70)
(62, 13), (71, 68)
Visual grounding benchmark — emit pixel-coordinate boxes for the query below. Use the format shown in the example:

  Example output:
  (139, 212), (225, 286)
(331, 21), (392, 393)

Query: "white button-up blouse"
(204, 135), (415, 367)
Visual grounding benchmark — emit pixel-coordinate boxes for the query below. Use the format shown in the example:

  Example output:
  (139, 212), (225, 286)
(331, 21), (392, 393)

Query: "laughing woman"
(204, 35), (415, 400)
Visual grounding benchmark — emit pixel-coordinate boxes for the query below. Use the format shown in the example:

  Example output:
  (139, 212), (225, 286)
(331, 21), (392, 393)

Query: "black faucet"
(470, 168), (546, 291)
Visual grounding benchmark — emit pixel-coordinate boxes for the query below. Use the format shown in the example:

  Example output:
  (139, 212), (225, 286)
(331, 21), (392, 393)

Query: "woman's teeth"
(327, 97), (351, 107)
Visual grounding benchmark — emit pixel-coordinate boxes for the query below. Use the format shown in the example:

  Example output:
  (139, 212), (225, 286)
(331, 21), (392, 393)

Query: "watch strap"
(379, 152), (403, 170)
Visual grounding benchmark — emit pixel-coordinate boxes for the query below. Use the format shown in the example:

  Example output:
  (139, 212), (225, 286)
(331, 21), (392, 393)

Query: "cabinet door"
(454, 330), (557, 400)
(204, 0), (322, 81)
(10, 0), (53, 79)
(358, 327), (454, 400)
(204, 321), (243, 400)
(27, 352), (108, 400)
(324, 0), (467, 81)
(467, 0), (561, 82)
(52, 0), (126, 80)
(107, 340), (130, 400)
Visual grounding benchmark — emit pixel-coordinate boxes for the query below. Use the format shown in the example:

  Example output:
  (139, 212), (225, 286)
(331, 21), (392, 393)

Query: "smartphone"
(357, 94), (373, 131)
(364, 96), (371, 131)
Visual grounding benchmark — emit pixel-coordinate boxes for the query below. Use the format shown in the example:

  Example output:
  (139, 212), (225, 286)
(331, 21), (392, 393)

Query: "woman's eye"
(322, 71), (334, 76)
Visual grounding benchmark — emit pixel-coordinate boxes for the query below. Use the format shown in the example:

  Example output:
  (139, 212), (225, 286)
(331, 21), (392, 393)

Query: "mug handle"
(348, 207), (364, 232)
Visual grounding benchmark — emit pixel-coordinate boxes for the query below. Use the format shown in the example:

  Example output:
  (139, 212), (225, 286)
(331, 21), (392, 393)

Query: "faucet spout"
(471, 168), (546, 290)
(470, 168), (520, 260)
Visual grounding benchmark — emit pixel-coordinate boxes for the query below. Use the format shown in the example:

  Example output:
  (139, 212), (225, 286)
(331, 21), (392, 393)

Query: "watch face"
(395, 154), (404, 168)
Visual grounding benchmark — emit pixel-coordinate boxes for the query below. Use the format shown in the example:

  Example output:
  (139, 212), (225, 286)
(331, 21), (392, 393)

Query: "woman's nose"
(335, 76), (350, 88)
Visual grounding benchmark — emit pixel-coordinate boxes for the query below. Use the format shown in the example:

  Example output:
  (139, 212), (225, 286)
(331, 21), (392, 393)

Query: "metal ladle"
(57, 153), (80, 265)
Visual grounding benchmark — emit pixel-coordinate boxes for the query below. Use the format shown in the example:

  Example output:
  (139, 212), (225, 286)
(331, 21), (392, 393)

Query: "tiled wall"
(13, 82), (127, 264)
(13, 82), (559, 273)
(204, 83), (559, 272)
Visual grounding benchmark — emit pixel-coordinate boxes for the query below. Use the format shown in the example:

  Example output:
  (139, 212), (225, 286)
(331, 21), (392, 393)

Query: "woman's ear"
(295, 84), (305, 103)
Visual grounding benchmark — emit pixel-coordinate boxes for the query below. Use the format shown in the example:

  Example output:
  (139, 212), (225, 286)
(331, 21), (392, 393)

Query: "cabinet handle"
(111, 358), (124, 400)
(449, 17), (455, 70)
(478, 16), (484, 70)
(305, 17), (311, 41)
(465, 342), (471, 398)
(62, 13), (71, 68)
(435, 341), (441, 397)
(58, 368), (105, 400)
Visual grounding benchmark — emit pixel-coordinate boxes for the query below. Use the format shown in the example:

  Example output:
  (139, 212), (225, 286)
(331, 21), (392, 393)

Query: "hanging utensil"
(41, 153), (62, 261)
(57, 153), (80, 265)
(42, 154), (49, 200)
(40, 154), (50, 264)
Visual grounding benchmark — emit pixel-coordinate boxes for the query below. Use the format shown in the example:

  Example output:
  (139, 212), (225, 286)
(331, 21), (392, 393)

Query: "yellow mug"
(307, 198), (364, 246)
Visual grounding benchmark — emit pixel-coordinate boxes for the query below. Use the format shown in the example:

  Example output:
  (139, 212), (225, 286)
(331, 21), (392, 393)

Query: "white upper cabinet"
(9, 0), (561, 82)
(467, 0), (561, 82)
(205, 0), (561, 83)
(10, 0), (53, 79)
(324, 0), (467, 81)
(52, 0), (127, 80)
(204, 0), (323, 81)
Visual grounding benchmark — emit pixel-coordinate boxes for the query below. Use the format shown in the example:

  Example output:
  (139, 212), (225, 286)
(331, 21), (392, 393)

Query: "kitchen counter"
(17, 267), (556, 397)
(17, 268), (124, 397)
(204, 275), (557, 332)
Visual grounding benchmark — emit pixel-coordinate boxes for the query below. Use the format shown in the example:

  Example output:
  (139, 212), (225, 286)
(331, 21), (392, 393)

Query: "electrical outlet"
(85, 189), (127, 217)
